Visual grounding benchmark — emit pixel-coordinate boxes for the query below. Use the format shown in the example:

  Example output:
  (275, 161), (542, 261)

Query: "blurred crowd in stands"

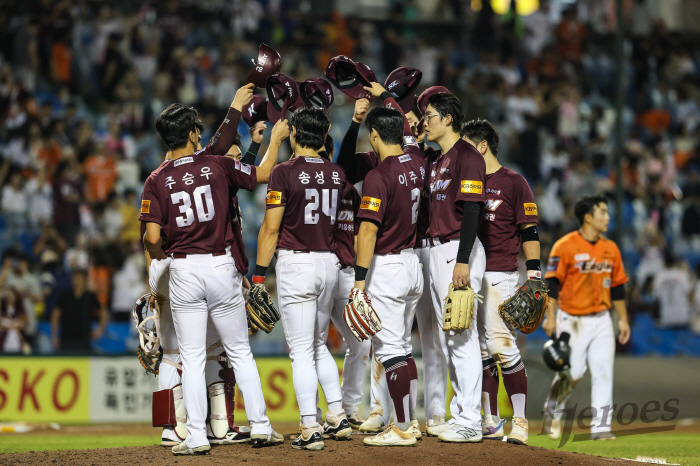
(1, 0), (700, 356)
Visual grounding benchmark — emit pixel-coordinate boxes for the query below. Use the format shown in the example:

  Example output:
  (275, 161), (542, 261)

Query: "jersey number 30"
(171, 185), (215, 227)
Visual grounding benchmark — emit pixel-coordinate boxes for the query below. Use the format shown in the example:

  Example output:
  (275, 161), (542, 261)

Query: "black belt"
(171, 250), (227, 259)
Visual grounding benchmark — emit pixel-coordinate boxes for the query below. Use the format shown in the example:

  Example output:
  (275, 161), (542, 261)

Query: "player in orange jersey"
(542, 195), (631, 441)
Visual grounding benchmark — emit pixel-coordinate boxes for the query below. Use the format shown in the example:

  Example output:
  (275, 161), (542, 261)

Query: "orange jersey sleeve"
(610, 242), (629, 288)
(545, 236), (570, 283)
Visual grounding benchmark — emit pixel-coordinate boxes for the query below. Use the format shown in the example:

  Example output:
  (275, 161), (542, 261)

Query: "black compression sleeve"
(456, 202), (482, 264)
(520, 225), (539, 243)
(611, 284), (626, 301)
(337, 120), (361, 183)
(547, 277), (560, 299)
(241, 141), (261, 165)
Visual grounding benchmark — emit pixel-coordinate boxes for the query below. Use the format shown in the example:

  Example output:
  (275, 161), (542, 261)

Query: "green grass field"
(2, 431), (698, 465)
(529, 432), (700, 466)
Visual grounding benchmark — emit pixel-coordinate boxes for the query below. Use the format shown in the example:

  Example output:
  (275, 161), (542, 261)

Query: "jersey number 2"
(305, 188), (338, 225)
(411, 188), (420, 225)
(171, 185), (215, 227)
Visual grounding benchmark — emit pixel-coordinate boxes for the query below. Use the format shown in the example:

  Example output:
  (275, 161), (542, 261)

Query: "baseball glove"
(137, 346), (163, 375)
(246, 283), (280, 333)
(442, 284), (483, 331)
(344, 288), (382, 342)
(498, 279), (549, 334)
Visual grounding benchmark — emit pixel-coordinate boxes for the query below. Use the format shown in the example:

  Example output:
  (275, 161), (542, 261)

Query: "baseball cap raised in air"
(297, 77), (334, 111)
(245, 43), (282, 88)
(384, 67), (422, 114)
(325, 55), (377, 101)
(266, 73), (300, 123)
(242, 94), (269, 127)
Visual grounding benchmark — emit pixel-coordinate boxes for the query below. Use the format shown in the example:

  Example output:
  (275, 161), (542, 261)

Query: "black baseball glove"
(246, 283), (280, 333)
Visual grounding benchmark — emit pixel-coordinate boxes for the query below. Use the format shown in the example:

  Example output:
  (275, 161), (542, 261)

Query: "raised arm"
(208, 83), (255, 155)
(255, 119), (289, 183)
(241, 121), (266, 165)
(363, 83), (413, 137)
(336, 98), (370, 184)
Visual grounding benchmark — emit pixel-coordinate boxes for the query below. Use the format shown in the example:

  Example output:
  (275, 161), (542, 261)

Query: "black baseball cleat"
(323, 412), (352, 439)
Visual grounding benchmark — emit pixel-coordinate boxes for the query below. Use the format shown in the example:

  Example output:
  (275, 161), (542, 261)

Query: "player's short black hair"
(461, 119), (499, 157)
(322, 134), (334, 160)
(364, 107), (404, 145)
(574, 195), (608, 226)
(156, 103), (200, 151)
(427, 93), (464, 132)
(290, 107), (330, 151)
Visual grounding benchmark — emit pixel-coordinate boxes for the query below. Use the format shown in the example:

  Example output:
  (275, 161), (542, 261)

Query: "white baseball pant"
(429, 238), (486, 431)
(414, 244), (447, 419)
(366, 249), (423, 363)
(331, 266), (371, 415)
(169, 251), (271, 448)
(477, 271), (521, 366)
(368, 355), (393, 423)
(547, 309), (616, 434)
(276, 250), (343, 419)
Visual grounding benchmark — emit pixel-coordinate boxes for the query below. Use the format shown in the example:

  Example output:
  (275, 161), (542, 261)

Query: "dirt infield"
(1, 431), (639, 466)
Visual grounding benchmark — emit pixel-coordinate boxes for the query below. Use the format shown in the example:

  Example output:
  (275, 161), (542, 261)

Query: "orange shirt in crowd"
(84, 154), (117, 202)
(545, 230), (628, 316)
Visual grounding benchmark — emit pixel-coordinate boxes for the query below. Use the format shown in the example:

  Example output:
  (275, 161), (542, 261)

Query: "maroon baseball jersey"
(229, 196), (248, 274)
(478, 167), (538, 272)
(415, 146), (440, 242)
(139, 155), (257, 254)
(266, 156), (346, 252)
(140, 159), (172, 244)
(335, 183), (361, 268)
(357, 144), (426, 255)
(428, 139), (486, 241)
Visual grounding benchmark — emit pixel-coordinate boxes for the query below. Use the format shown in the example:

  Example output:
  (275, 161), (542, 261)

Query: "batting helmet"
(542, 332), (571, 372)
(384, 67), (422, 114)
(325, 55), (377, 100)
(242, 94), (269, 127)
(245, 43), (282, 88)
(266, 73), (300, 123)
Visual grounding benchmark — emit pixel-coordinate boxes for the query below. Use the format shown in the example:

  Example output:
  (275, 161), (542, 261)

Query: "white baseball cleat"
(161, 427), (180, 446)
(171, 441), (211, 455)
(209, 426), (252, 444)
(346, 411), (365, 430)
(437, 424), (483, 443)
(591, 431), (616, 441)
(549, 418), (562, 440)
(507, 417), (528, 445)
(323, 410), (352, 439)
(359, 413), (386, 433)
(363, 425), (417, 447)
(410, 420), (422, 440)
(426, 415), (450, 437)
(251, 429), (284, 447)
(482, 414), (505, 440)
(291, 424), (324, 450)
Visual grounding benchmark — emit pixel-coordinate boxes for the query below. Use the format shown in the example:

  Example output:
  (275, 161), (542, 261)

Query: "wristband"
(526, 259), (541, 279)
(252, 275), (265, 284)
(355, 265), (368, 282)
(254, 264), (268, 278)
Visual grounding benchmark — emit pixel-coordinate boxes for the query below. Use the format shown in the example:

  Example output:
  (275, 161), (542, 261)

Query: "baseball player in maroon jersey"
(140, 88), (282, 455)
(462, 119), (540, 445)
(423, 92), (487, 443)
(336, 95), (447, 433)
(142, 88), (268, 446)
(316, 137), (371, 430)
(349, 83), (426, 446)
(254, 107), (351, 451)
